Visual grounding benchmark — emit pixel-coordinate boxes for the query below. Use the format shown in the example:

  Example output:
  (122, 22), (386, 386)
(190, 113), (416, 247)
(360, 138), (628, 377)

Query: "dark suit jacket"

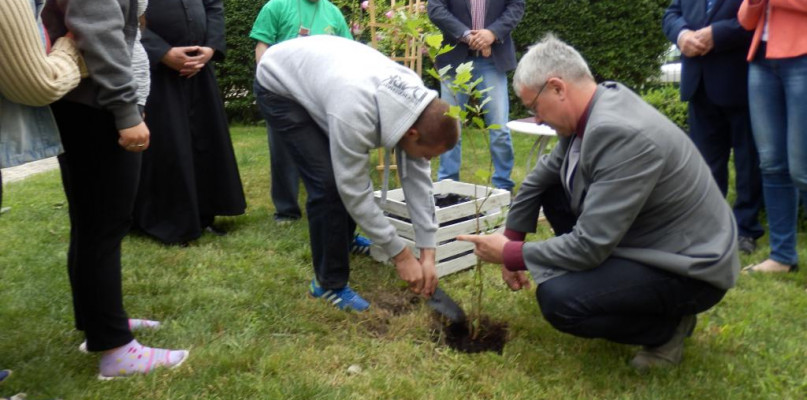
(507, 83), (740, 290)
(142, 0), (226, 65)
(662, 0), (753, 106)
(427, 0), (525, 73)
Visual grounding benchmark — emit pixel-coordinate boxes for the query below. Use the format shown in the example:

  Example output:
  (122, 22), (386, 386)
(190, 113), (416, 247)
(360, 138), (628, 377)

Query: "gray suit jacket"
(507, 82), (740, 290)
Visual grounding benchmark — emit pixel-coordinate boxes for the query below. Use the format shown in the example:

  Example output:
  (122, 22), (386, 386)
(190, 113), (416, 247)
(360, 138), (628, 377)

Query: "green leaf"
(487, 124), (502, 130)
(455, 61), (474, 76)
(472, 116), (486, 130)
(446, 105), (462, 119)
(425, 34), (444, 49)
(478, 96), (491, 110)
(436, 44), (455, 56)
(437, 65), (453, 78)
(453, 70), (472, 86)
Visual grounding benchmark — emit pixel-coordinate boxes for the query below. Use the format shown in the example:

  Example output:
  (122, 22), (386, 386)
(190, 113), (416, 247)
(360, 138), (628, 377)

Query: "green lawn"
(1, 126), (805, 399)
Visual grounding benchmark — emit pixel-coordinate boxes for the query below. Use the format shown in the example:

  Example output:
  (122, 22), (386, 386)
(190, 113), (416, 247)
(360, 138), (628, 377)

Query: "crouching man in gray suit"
(459, 34), (739, 371)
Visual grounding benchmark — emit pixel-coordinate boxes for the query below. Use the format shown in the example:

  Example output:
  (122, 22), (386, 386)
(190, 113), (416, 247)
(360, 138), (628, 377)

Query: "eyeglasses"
(526, 79), (551, 117)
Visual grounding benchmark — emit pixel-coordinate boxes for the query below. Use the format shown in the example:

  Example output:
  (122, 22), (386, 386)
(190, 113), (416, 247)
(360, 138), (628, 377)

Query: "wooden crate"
(371, 180), (510, 277)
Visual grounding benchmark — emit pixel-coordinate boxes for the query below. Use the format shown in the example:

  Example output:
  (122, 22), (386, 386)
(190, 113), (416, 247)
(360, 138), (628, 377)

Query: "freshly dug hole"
(431, 315), (508, 354)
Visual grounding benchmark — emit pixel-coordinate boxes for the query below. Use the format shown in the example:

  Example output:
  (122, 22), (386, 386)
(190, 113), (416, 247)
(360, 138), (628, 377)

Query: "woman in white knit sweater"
(0, 0), (83, 210)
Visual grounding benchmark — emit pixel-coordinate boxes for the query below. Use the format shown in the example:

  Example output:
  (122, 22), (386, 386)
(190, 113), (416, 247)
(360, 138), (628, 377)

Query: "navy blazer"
(427, 0), (525, 73)
(662, 0), (753, 106)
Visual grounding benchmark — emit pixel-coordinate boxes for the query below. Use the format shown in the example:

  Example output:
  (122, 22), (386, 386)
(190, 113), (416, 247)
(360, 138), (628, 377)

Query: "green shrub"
(508, 0), (671, 117)
(218, 0), (265, 123)
(641, 84), (689, 132)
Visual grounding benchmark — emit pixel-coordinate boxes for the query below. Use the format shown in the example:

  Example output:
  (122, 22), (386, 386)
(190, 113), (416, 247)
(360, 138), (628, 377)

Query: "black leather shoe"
(738, 236), (756, 254)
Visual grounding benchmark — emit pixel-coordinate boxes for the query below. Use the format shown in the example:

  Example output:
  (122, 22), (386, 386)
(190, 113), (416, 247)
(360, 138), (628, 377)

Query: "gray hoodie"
(256, 35), (438, 257)
(41, 0), (141, 130)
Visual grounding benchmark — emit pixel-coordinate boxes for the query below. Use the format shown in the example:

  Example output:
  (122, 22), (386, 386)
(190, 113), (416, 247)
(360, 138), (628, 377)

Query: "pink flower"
(361, 1), (369, 10)
(351, 23), (363, 35)
(385, 10), (394, 19)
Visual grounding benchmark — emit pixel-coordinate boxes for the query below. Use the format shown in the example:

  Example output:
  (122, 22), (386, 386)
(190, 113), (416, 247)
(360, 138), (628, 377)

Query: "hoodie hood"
(376, 73), (438, 149)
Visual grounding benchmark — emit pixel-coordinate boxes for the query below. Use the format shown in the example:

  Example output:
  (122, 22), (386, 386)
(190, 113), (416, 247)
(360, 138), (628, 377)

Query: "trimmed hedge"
(508, 0), (671, 116)
(641, 84), (689, 132)
(218, 0), (672, 123)
(218, 0), (266, 123)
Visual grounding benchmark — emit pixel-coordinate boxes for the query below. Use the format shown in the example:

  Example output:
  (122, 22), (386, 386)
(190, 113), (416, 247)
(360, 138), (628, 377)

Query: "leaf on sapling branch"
(455, 61), (473, 75)
(447, 105), (462, 120)
(472, 116), (486, 130)
(478, 96), (491, 110)
(425, 34), (444, 49)
(477, 86), (493, 96)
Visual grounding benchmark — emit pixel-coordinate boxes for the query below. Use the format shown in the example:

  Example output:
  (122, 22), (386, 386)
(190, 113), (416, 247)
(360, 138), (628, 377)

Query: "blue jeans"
(536, 185), (727, 346)
(254, 80), (302, 220)
(748, 47), (807, 266)
(437, 56), (515, 190)
(255, 84), (356, 289)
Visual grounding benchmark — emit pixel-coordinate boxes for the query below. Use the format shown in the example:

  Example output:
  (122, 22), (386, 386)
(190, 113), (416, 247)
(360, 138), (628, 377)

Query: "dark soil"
(431, 316), (508, 354)
(370, 289), (420, 316)
(389, 193), (479, 227)
(397, 193), (473, 209)
(433, 193), (473, 208)
(359, 289), (421, 337)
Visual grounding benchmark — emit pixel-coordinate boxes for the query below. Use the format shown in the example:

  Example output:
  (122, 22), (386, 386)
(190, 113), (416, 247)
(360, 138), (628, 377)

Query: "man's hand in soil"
(418, 248), (438, 298)
(394, 247), (425, 295)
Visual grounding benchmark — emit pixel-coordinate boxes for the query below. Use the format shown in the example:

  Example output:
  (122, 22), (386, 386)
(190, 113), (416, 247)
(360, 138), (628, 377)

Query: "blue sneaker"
(350, 235), (372, 256)
(309, 280), (370, 311)
(0, 369), (10, 383)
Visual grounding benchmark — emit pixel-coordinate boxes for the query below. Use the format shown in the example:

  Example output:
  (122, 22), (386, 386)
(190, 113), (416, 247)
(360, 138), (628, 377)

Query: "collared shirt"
(470, 0), (486, 30)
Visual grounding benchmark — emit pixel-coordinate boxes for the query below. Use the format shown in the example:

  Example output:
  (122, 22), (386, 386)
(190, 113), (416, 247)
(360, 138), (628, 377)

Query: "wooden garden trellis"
(367, 0), (425, 183)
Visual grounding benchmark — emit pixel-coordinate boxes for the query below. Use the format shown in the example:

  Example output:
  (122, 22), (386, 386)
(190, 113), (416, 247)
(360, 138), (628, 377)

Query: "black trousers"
(255, 86), (356, 290)
(688, 84), (763, 239)
(51, 100), (138, 352)
(536, 185), (727, 347)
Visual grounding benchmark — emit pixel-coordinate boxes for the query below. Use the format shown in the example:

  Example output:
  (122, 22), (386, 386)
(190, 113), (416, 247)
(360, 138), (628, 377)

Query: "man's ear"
(550, 78), (567, 101)
(403, 128), (420, 141)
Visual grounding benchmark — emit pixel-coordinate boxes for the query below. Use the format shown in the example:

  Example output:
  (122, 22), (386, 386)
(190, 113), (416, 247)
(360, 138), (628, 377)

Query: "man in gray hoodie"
(255, 36), (459, 311)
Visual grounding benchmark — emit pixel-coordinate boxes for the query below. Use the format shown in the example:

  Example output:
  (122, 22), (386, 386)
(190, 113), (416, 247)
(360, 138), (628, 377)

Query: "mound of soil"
(431, 316), (508, 354)
(358, 289), (420, 337)
(371, 289), (420, 316)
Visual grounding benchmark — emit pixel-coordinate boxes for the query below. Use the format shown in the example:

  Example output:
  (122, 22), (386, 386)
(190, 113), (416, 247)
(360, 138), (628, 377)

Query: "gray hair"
(513, 33), (594, 94)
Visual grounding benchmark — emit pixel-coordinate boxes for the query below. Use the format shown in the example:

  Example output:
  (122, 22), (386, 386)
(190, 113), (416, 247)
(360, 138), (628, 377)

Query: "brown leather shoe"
(630, 314), (697, 371)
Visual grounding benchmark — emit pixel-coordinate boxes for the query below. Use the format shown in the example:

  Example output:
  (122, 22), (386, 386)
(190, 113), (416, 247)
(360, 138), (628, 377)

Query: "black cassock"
(137, 0), (246, 244)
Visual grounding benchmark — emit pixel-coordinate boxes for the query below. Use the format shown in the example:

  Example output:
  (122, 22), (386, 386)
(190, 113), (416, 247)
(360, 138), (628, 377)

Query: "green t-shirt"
(250, 0), (352, 45)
